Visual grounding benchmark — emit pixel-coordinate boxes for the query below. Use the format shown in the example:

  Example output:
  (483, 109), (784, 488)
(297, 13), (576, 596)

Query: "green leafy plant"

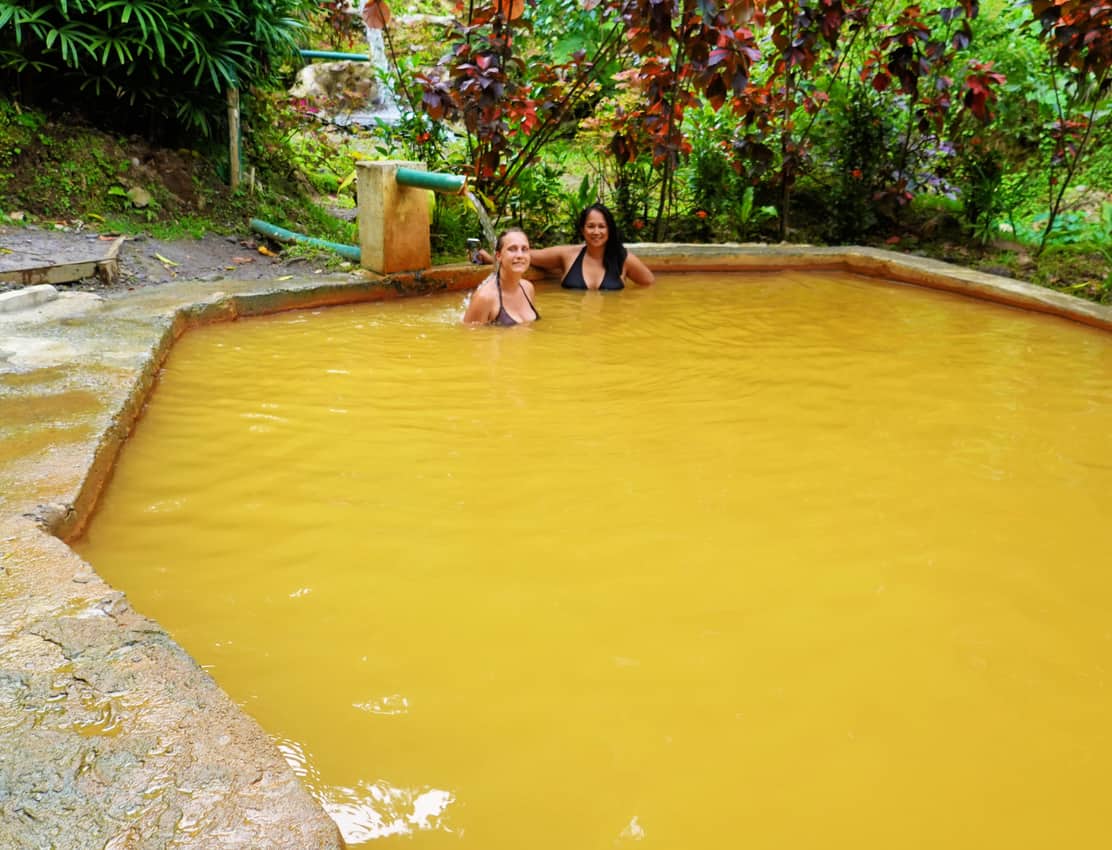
(414, 0), (626, 212)
(504, 157), (566, 239)
(1027, 0), (1112, 253)
(955, 141), (1007, 245)
(560, 173), (597, 239)
(734, 186), (778, 241)
(0, 0), (317, 141)
(812, 84), (891, 242)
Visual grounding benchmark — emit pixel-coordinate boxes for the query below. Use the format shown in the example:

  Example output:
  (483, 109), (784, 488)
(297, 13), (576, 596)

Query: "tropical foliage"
(358, 0), (1106, 257)
(0, 0), (316, 139)
(1, 0), (1109, 296)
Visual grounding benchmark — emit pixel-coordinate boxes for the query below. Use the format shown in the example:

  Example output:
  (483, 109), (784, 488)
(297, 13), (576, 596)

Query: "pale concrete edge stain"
(2, 248), (1108, 849)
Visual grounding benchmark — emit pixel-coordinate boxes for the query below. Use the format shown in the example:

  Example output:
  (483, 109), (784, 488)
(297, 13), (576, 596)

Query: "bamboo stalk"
(227, 87), (241, 190)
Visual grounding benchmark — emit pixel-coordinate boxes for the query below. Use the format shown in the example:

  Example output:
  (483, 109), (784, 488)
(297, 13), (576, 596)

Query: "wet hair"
(575, 203), (627, 280)
(494, 227), (528, 253)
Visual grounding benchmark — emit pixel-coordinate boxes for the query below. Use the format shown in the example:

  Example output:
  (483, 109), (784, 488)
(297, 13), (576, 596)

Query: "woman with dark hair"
(477, 203), (654, 290)
(462, 227), (540, 325)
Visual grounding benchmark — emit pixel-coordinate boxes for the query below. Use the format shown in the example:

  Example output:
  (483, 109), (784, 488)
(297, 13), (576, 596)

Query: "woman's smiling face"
(582, 210), (609, 247)
(497, 231), (531, 273)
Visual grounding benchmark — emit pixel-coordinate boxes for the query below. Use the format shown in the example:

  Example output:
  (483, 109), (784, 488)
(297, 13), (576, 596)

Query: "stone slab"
(0, 283), (59, 313)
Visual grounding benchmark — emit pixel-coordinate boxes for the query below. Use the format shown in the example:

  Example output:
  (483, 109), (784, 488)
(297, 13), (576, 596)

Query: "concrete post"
(356, 160), (431, 274)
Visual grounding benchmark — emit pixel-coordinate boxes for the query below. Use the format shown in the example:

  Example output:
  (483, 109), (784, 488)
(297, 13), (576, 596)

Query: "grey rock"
(126, 187), (152, 209)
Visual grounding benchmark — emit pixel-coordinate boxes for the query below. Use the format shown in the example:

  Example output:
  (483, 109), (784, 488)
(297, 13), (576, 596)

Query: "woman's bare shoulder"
(463, 275), (498, 323)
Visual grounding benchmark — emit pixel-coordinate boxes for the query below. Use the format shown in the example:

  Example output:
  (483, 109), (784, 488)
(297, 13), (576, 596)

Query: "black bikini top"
(561, 246), (624, 291)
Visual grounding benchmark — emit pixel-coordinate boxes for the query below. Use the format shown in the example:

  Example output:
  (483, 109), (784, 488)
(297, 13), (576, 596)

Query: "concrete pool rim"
(2, 243), (1110, 850)
(58, 244), (1112, 542)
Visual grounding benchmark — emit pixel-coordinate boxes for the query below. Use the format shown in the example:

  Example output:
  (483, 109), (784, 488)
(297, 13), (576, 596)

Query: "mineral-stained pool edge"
(52, 245), (1112, 536)
(5, 245), (1112, 850)
(46, 246), (1112, 546)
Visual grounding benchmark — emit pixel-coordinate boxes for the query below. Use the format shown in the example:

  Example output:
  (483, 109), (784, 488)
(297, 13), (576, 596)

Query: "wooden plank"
(0, 258), (103, 286)
(101, 235), (126, 261)
(95, 236), (125, 284)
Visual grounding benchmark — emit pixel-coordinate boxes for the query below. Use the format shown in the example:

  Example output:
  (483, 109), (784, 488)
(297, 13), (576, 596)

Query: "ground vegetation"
(0, 0), (1108, 302)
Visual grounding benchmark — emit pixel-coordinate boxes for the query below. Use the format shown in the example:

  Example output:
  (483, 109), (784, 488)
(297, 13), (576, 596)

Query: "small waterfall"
(361, 6), (401, 122)
(366, 27), (388, 80)
(465, 190), (497, 252)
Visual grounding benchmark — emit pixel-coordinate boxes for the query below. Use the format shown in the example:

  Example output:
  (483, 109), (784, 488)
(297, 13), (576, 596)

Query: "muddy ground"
(0, 224), (347, 297)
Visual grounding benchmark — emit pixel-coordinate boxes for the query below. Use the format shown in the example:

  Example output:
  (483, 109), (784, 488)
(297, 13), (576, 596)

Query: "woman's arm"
(622, 251), (655, 287)
(528, 245), (575, 278)
(462, 279), (497, 324)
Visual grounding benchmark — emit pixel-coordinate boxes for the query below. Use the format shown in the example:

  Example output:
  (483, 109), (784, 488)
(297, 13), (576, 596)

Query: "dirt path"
(1, 224), (338, 296)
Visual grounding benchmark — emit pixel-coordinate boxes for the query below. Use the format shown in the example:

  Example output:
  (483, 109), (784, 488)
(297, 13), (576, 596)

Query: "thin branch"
(491, 19), (627, 208)
(1038, 66), (1108, 254)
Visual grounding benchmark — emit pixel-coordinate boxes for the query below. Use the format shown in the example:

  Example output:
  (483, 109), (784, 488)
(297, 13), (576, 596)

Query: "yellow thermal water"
(74, 271), (1112, 849)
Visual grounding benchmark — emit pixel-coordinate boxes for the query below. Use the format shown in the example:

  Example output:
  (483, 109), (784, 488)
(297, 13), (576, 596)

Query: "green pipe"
(250, 219), (361, 263)
(395, 167), (468, 195)
(298, 49), (371, 62)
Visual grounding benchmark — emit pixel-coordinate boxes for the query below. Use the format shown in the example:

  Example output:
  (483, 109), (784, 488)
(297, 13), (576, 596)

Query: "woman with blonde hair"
(462, 228), (540, 325)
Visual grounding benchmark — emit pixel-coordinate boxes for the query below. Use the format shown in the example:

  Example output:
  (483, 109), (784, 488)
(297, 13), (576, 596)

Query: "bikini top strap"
(519, 283), (539, 319)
